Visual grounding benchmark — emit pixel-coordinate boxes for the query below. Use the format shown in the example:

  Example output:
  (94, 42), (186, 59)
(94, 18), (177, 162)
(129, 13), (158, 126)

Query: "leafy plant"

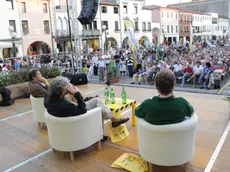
(0, 67), (61, 87)
(224, 97), (230, 102)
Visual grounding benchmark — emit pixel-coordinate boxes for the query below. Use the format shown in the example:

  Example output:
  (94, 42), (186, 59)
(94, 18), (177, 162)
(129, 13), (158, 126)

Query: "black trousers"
(93, 66), (98, 76)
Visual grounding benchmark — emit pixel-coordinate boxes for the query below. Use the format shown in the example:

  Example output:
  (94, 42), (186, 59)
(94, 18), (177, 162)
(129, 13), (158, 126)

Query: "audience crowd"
(1, 39), (230, 90)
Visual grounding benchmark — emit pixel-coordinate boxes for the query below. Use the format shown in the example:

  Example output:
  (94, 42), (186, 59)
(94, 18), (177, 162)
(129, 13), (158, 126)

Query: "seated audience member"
(0, 87), (14, 106)
(141, 62), (154, 84)
(207, 65), (223, 90)
(199, 62), (212, 89)
(181, 64), (193, 87)
(131, 68), (143, 85)
(187, 61), (203, 87)
(28, 69), (49, 98)
(135, 69), (194, 125)
(173, 61), (183, 77)
(44, 76), (129, 140)
(150, 66), (161, 85)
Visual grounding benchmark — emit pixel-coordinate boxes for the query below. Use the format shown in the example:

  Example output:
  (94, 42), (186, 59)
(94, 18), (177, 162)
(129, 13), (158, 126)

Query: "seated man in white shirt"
(187, 61), (203, 87)
(207, 65), (223, 90)
(173, 61), (183, 77)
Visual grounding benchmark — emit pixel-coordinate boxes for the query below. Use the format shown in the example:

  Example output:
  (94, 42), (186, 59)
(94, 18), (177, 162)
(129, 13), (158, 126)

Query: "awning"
(0, 42), (13, 48)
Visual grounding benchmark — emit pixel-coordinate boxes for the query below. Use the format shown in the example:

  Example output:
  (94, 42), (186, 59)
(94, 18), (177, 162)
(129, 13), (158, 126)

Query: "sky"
(150, 0), (191, 7)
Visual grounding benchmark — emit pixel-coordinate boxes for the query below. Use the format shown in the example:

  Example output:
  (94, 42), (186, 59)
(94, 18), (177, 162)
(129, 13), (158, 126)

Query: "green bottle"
(110, 87), (116, 104)
(122, 87), (127, 104)
(104, 86), (109, 104)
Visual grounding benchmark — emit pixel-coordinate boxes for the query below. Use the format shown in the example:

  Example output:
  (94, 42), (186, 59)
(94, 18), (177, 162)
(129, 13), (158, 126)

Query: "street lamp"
(102, 25), (109, 52)
(8, 26), (17, 57)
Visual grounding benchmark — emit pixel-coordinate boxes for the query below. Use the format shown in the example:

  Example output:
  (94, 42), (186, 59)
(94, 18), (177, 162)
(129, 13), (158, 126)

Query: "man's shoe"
(112, 118), (130, 128)
(101, 135), (108, 141)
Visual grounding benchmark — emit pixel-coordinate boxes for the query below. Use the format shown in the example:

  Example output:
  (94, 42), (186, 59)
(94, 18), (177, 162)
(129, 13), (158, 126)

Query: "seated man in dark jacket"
(28, 69), (49, 98)
(135, 69), (194, 125)
(44, 76), (129, 140)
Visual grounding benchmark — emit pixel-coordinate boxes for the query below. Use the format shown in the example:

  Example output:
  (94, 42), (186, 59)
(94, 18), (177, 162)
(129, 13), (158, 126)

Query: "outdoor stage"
(0, 84), (230, 172)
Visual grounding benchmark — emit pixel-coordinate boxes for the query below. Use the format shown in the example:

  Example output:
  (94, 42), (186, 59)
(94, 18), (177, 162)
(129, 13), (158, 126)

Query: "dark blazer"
(44, 92), (87, 117)
(28, 80), (48, 98)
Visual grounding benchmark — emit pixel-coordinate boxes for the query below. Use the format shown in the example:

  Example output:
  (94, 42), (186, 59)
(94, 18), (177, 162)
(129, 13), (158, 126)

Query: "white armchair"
(45, 107), (103, 161)
(30, 95), (46, 128)
(137, 114), (198, 170)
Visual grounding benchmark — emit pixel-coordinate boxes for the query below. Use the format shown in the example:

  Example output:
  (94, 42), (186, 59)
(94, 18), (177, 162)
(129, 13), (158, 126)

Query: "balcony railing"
(82, 30), (100, 37)
(56, 30), (70, 37)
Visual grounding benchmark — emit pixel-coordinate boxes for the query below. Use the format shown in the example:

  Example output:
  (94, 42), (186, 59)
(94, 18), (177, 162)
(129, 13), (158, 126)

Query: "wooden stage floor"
(0, 84), (230, 172)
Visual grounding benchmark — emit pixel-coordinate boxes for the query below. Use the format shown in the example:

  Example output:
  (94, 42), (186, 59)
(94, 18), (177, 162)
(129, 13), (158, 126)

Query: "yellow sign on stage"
(107, 122), (129, 143)
(111, 153), (148, 172)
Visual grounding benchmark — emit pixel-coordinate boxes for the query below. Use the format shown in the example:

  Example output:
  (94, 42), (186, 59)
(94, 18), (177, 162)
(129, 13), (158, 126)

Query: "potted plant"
(107, 60), (119, 84)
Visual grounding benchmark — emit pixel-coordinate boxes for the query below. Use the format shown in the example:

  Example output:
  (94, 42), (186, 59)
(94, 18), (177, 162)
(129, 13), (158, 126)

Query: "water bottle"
(122, 87), (127, 104)
(110, 87), (116, 104)
(104, 86), (109, 104)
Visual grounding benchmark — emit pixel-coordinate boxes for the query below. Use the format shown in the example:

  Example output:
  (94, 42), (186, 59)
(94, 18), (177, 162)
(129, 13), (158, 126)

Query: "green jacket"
(135, 95), (194, 125)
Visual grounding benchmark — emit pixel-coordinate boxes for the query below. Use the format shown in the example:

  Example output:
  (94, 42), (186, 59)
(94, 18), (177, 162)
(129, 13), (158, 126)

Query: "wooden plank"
(0, 123), (50, 171)
(0, 85), (229, 172)
(13, 161), (51, 172)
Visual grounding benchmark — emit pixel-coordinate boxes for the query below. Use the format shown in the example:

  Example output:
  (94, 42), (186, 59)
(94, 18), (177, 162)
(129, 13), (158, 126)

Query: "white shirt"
(98, 60), (105, 68)
(193, 65), (203, 75)
(2, 67), (9, 75)
(92, 56), (98, 66)
(120, 60), (126, 71)
(174, 64), (182, 72)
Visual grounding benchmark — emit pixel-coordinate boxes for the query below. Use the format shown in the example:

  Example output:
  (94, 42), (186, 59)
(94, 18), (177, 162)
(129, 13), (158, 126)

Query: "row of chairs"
(30, 95), (198, 169)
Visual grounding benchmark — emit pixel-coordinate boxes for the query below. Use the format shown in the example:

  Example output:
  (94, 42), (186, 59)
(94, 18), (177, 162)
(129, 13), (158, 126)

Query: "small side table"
(104, 98), (137, 126)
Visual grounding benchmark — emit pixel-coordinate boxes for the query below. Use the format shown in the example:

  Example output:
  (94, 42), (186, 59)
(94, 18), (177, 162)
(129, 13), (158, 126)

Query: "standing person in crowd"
(119, 57), (126, 80)
(127, 54), (134, 78)
(2, 64), (9, 76)
(98, 57), (105, 82)
(92, 53), (98, 76)
(87, 56), (94, 79)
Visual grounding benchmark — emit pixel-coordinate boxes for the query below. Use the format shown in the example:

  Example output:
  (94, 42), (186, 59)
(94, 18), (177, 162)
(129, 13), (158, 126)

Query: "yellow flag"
(124, 19), (137, 68)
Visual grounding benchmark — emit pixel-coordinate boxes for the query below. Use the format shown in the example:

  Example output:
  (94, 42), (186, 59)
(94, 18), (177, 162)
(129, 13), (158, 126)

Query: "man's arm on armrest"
(135, 101), (147, 118)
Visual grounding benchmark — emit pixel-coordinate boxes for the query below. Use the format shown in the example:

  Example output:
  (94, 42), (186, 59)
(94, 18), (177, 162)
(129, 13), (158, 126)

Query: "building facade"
(179, 9), (192, 43)
(168, 0), (230, 19)
(201, 13), (212, 40)
(18, 0), (53, 55)
(0, 0), (23, 58)
(119, 0), (153, 48)
(191, 12), (203, 41)
(144, 5), (179, 45)
(52, 0), (155, 53)
(218, 16), (230, 38)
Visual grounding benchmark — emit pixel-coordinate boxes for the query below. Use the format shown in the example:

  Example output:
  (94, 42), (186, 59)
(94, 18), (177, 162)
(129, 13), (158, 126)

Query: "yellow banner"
(124, 19), (137, 68)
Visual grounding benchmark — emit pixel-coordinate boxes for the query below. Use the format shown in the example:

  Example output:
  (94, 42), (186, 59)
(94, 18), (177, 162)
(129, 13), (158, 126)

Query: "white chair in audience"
(45, 107), (103, 161)
(30, 95), (46, 128)
(137, 114), (198, 171)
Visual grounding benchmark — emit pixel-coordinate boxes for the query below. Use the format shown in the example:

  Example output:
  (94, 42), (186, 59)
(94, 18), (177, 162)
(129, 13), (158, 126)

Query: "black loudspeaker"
(77, 0), (98, 25)
(62, 73), (88, 85)
(0, 87), (15, 106)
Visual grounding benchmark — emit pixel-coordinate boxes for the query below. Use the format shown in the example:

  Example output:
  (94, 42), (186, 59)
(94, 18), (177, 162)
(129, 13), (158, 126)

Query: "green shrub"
(0, 67), (61, 87)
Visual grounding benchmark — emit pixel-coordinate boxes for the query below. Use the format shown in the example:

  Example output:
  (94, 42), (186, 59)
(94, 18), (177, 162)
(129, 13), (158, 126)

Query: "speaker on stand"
(78, 0), (99, 25)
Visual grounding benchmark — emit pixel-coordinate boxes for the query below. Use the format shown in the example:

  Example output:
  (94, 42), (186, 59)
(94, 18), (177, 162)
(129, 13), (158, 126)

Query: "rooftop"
(168, 0), (227, 7)
(100, 0), (118, 6)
